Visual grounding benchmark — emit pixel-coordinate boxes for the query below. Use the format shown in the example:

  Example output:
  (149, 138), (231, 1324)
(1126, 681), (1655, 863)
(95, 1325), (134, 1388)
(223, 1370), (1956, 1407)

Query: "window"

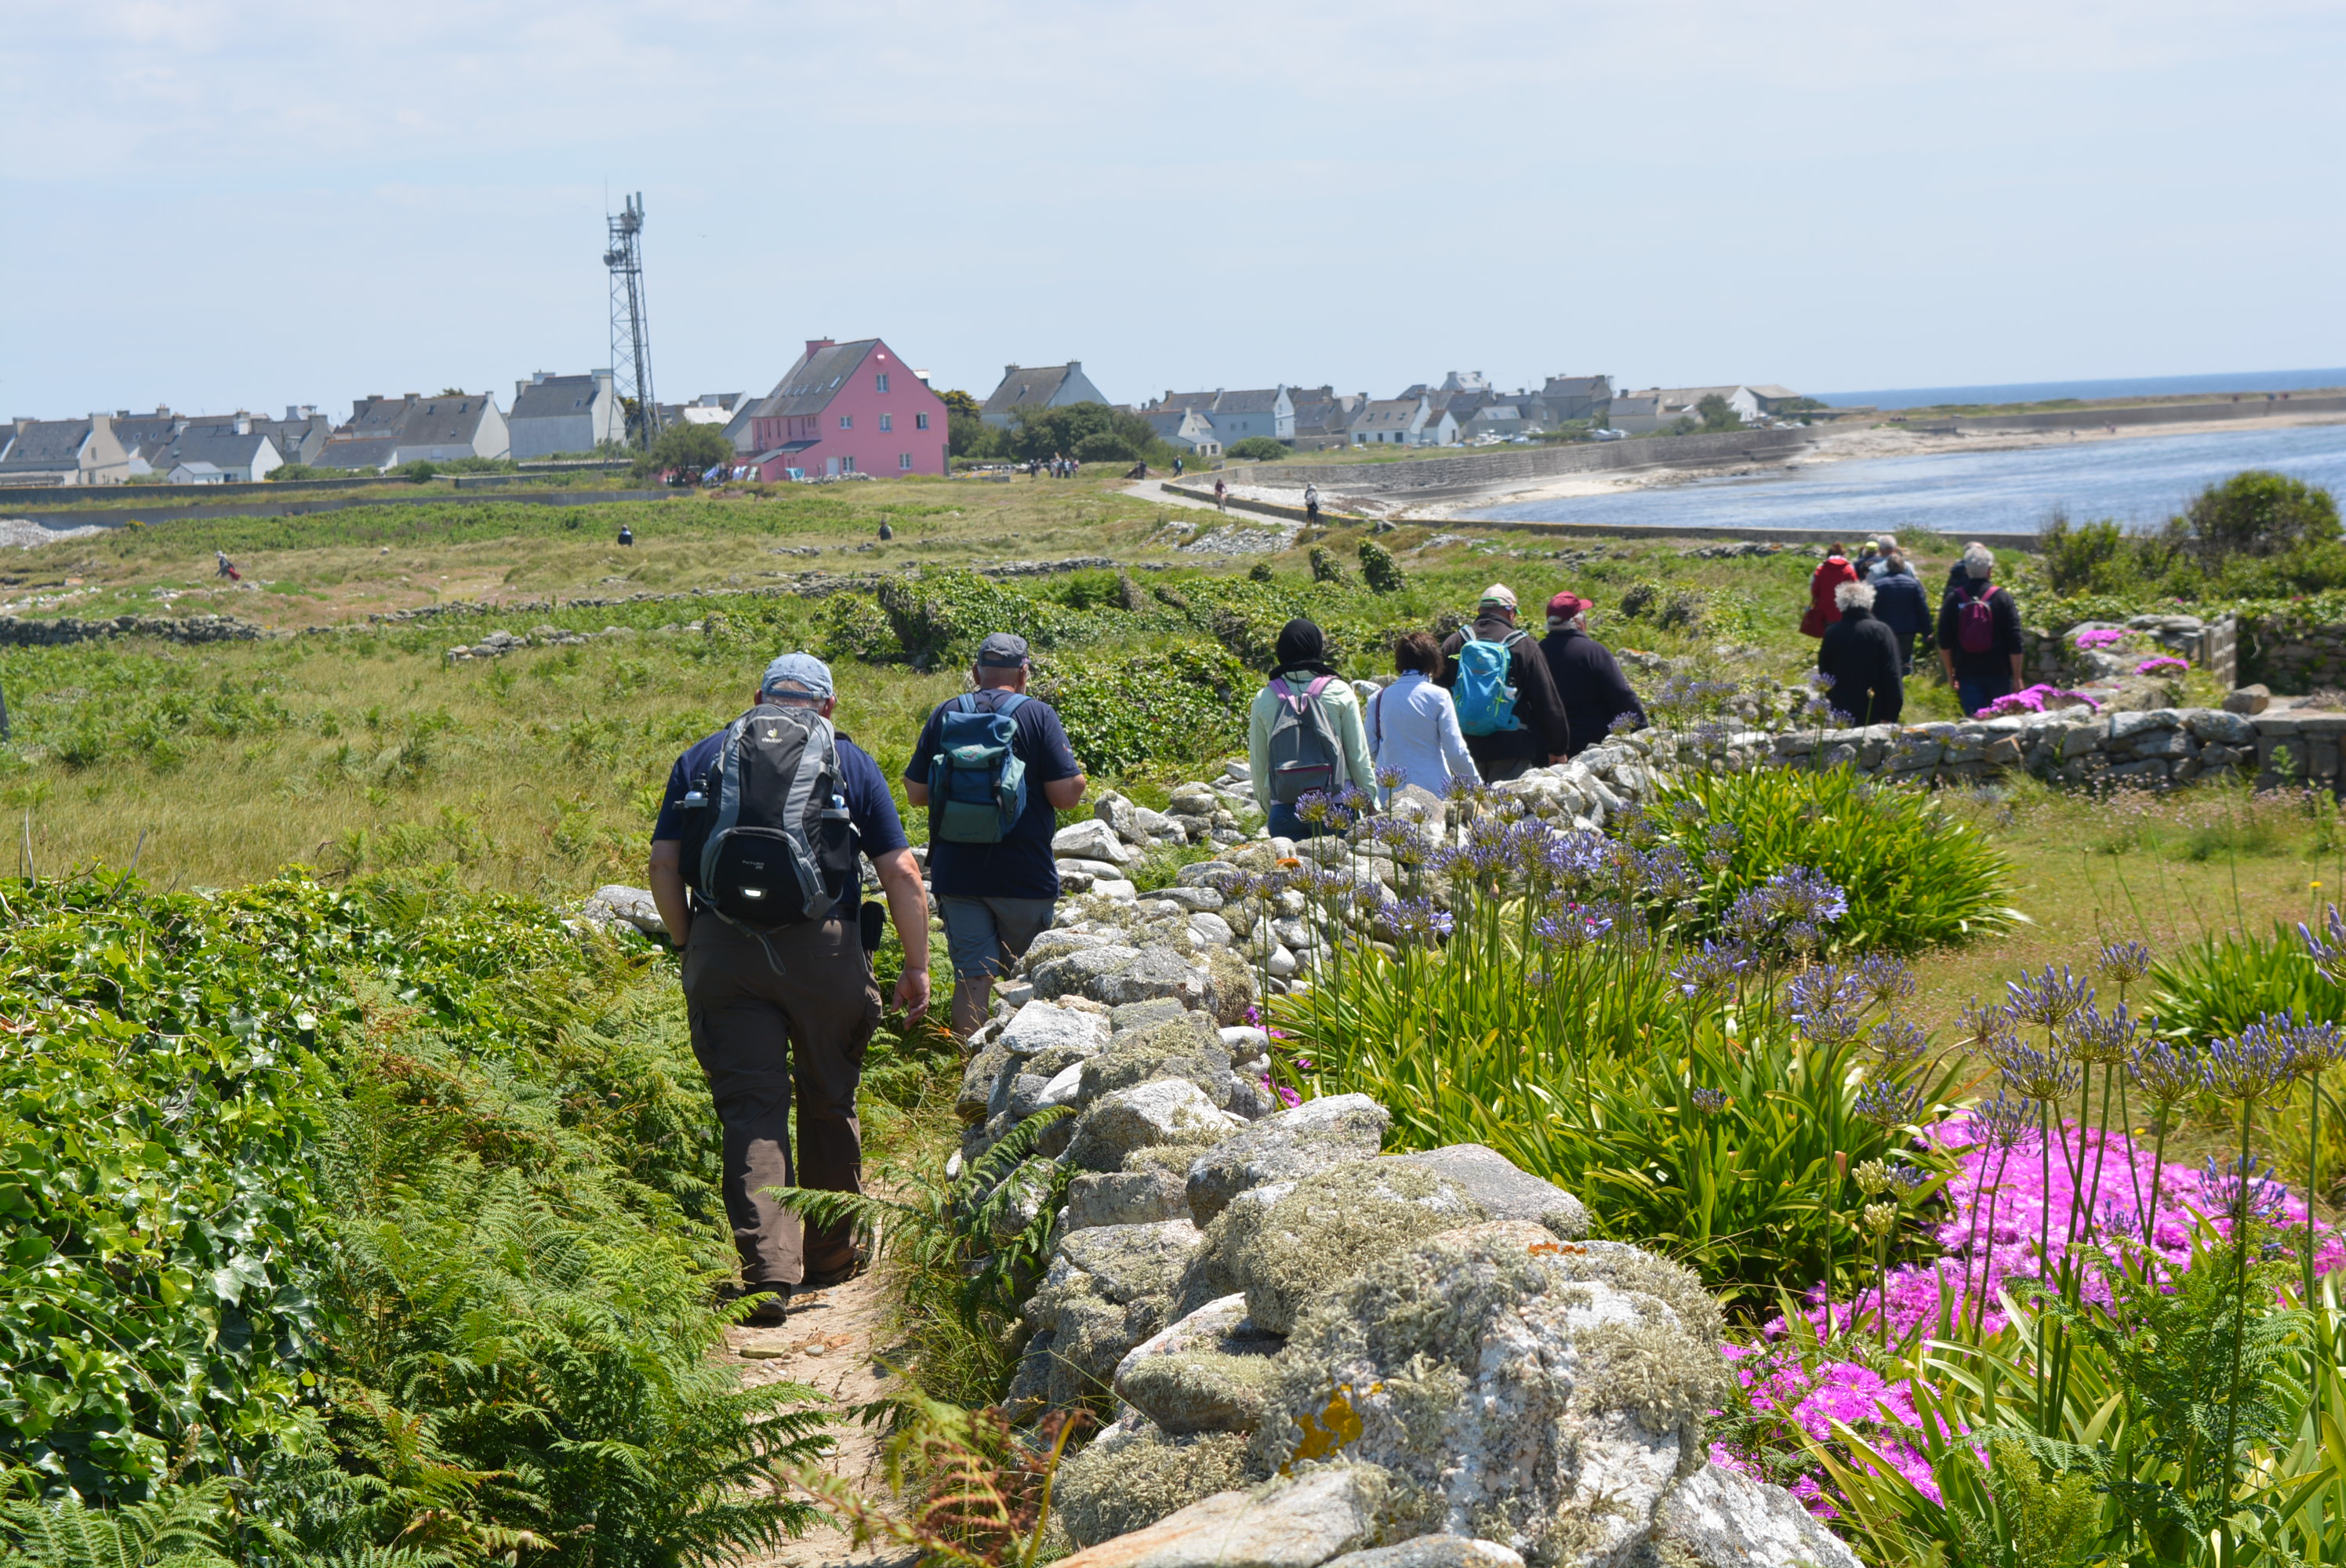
(915, 412), (930, 430)
(842, 455), (856, 473)
(875, 373), (890, 394)
(899, 452), (913, 470)
(839, 415), (852, 430)
(879, 413), (892, 432)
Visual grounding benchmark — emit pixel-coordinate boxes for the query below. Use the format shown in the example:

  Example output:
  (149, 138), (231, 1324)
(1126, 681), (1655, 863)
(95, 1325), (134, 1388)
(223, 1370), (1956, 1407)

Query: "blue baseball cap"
(760, 652), (834, 699)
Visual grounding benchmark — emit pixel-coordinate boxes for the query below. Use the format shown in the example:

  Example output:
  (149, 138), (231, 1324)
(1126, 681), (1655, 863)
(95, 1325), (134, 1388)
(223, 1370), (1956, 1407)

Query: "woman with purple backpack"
(1937, 543), (2025, 717)
(1247, 618), (1375, 840)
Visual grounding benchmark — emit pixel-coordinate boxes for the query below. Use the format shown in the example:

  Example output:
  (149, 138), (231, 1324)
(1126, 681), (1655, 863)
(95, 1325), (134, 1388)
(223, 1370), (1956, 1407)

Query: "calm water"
(1818, 367), (2346, 410)
(1465, 422), (2346, 538)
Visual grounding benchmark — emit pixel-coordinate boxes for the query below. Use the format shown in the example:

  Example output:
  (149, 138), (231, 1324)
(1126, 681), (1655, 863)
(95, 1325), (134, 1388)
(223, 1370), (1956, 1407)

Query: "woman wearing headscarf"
(1247, 618), (1375, 840)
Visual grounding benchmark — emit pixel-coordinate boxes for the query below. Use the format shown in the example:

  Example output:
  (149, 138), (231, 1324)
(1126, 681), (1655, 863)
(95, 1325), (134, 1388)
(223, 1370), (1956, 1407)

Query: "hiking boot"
(737, 1288), (790, 1328)
(800, 1249), (870, 1291)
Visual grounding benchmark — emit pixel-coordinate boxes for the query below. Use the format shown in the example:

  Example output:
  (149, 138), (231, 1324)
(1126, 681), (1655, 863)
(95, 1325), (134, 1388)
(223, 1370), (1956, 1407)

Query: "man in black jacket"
(1538, 592), (1646, 756)
(1816, 581), (1905, 726)
(1436, 583), (1571, 781)
(1869, 552), (1932, 675)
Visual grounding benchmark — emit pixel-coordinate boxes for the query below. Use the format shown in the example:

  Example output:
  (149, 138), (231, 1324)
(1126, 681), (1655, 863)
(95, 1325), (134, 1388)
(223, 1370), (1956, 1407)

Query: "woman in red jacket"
(1799, 543), (1858, 638)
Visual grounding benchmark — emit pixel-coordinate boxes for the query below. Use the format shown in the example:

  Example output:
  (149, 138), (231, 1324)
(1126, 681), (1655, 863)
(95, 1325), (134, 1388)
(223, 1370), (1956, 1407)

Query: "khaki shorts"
(936, 894), (1057, 981)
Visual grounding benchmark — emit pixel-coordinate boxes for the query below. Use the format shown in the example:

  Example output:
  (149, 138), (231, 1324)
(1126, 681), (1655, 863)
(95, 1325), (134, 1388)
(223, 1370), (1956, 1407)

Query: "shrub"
(630, 422), (735, 481)
(1037, 644), (1248, 775)
(1639, 765), (2019, 953)
(1247, 561), (1276, 583)
(1657, 587), (1706, 630)
(817, 591), (897, 663)
(1308, 546), (1349, 585)
(2184, 469), (2341, 562)
(1359, 540), (1405, 594)
(2148, 922), (2346, 1043)
(1226, 437), (1290, 461)
(1618, 582), (1657, 619)
(1073, 431), (1137, 463)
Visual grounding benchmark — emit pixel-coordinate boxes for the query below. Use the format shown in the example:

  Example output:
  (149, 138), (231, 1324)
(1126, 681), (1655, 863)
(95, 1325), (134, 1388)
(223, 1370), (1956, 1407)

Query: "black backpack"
(674, 704), (860, 930)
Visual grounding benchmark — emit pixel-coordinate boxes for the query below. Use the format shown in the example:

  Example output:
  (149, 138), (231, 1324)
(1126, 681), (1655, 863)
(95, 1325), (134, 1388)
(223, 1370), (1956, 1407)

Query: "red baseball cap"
(1547, 592), (1593, 619)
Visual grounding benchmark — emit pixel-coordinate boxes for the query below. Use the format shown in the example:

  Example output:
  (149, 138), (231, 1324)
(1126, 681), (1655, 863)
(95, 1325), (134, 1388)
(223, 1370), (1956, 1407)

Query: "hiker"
(1799, 544), (1858, 637)
(1863, 534), (1900, 582)
(1869, 550), (1931, 675)
(1938, 543), (2025, 717)
(1305, 483), (1322, 525)
(1367, 631), (1479, 808)
(1214, 477), (1228, 511)
(1538, 592), (1646, 757)
(1435, 584), (1571, 782)
(1853, 539), (1879, 579)
(877, 520), (893, 541)
(1248, 618), (1375, 840)
(646, 652), (932, 1327)
(1946, 542), (1989, 593)
(216, 550), (241, 582)
(903, 633), (1088, 1038)
(1816, 580), (1905, 725)
(1172, 456), (1185, 477)
(617, 524), (634, 546)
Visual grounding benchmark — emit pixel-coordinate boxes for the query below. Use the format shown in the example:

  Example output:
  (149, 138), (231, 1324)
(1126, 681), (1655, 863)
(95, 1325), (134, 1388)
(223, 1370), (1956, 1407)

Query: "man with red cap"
(1539, 591), (1647, 758)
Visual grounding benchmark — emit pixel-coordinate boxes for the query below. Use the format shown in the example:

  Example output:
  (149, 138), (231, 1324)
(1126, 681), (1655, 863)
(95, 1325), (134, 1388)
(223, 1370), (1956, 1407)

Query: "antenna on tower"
(603, 192), (659, 448)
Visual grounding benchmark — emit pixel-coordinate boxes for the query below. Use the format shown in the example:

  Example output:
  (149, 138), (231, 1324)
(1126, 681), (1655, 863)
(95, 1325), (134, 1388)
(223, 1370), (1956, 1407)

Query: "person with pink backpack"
(1247, 618), (1375, 840)
(1936, 543), (2025, 717)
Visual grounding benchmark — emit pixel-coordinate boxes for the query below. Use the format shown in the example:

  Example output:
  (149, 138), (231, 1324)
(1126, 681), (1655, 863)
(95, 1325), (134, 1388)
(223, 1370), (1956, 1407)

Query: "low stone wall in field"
(0, 612), (266, 647)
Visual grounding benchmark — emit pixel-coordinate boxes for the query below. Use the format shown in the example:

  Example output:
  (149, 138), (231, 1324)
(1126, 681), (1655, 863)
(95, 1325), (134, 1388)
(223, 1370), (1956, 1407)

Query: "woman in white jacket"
(1367, 631), (1481, 807)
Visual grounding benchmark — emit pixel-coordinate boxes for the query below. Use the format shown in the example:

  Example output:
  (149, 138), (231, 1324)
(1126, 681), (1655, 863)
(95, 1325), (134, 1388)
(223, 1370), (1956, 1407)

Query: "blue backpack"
(927, 692), (1031, 844)
(1453, 630), (1527, 736)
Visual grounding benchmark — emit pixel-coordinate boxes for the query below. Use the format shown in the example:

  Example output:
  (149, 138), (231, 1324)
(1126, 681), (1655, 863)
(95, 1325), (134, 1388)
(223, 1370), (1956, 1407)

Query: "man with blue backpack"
(904, 632), (1088, 1037)
(647, 652), (933, 1325)
(1436, 583), (1571, 782)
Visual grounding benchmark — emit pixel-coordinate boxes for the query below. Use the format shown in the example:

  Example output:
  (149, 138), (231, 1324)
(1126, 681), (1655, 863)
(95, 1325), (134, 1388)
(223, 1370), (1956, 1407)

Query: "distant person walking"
(904, 633), (1088, 1037)
(1938, 543), (2025, 717)
(216, 550), (241, 582)
(1436, 584), (1571, 782)
(1816, 580), (1905, 725)
(1248, 618), (1375, 840)
(1862, 535), (1900, 583)
(1172, 456), (1185, 477)
(1367, 632), (1480, 808)
(1214, 477), (1228, 511)
(1304, 483), (1322, 526)
(1800, 544), (1858, 637)
(1868, 550), (1930, 675)
(617, 524), (634, 546)
(1538, 592), (1647, 757)
(877, 520), (892, 540)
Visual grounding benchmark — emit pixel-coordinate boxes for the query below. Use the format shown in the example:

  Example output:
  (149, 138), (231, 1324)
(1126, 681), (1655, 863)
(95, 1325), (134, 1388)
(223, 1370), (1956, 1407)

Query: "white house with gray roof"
(154, 423), (283, 482)
(1349, 396), (1455, 447)
(0, 415), (132, 485)
(980, 362), (1107, 429)
(1143, 387), (1295, 445)
(509, 371), (622, 458)
(314, 393), (510, 470)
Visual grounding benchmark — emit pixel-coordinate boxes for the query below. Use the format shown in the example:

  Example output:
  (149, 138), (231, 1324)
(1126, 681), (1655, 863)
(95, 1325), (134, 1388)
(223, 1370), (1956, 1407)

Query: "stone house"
(980, 362), (1108, 430)
(314, 393), (511, 470)
(508, 370), (623, 459)
(1541, 375), (1614, 423)
(1289, 391), (1364, 450)
(729, 337), (948, 481)
(0, 415), (132, 485)
(1349, 396), (1455, 447)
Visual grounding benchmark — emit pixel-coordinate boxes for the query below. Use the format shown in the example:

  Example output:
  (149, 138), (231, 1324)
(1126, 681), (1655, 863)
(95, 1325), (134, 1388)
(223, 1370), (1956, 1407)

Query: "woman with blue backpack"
(1247, 618), (1375, 840)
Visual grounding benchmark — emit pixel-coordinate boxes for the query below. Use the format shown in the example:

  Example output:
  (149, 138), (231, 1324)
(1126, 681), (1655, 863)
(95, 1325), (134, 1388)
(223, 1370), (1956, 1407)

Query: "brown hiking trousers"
(681, 914), (881, 1289)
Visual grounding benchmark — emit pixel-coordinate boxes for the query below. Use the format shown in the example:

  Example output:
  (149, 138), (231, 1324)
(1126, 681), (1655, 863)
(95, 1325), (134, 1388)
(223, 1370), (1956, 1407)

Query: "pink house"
(728, 337), (950, 481)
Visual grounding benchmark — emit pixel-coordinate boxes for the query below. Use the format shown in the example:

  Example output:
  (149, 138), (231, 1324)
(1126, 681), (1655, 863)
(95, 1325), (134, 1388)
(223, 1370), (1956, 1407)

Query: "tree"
(1005, 401), (1158, 463)
(1226, 437), (1290, 461)
(1695, 394), (1743, 434)
(1073, 431), (1137, 463)
(2182, 470), (2341, 561)
(937, 389), (996, 459)
(631, 422), (735, 482)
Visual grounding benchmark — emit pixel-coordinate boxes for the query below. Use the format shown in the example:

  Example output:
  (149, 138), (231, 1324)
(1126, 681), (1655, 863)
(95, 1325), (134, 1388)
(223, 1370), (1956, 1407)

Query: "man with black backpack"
(1436, 584), (1571, 782)
(1937, 544), (2025, 717)
(647, 652), (932, 1326)
(904, 632), (1088, 1038)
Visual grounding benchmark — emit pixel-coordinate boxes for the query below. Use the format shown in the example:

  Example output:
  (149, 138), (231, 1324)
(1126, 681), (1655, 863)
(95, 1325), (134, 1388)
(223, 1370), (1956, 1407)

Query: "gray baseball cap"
(760, 652), (834, 699)
(975, 632), (1030, 667)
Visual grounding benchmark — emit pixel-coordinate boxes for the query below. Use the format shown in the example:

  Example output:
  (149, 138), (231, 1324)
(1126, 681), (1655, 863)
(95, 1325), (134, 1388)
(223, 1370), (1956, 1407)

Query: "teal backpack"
(927, 693), (1031, 844)
(1453, 630), (1527, 736)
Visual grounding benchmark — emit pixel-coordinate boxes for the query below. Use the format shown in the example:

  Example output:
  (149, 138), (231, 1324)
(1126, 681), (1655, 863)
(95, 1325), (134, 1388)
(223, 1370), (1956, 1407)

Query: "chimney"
(234, 418), (251, 437)
(116, 408), (129, 418)
(805, 339), (835, 361)
(1005, 364), (1019, 380)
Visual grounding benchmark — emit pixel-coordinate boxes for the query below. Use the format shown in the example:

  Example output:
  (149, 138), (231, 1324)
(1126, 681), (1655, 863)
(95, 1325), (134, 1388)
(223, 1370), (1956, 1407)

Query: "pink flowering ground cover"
(1718, 1115), (2341, 1512)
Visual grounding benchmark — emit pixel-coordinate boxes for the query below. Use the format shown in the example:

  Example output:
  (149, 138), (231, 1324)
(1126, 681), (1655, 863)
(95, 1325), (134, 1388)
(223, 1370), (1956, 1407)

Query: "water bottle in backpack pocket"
(676, 704), (860, 930)
(1266, 675), (1342, 804)
(1452, 630), (1526, 736)
(928, 692), (1031, 844)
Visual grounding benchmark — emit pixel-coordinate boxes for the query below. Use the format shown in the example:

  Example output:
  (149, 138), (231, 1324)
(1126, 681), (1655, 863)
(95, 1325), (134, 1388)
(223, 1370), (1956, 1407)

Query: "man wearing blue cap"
(648, 652), (931, 1325)
(905, 632), (1087, 1036)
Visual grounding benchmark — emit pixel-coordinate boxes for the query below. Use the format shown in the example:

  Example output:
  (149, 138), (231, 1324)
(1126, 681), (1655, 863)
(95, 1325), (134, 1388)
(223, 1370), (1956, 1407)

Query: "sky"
(5, 0), (2344, 424)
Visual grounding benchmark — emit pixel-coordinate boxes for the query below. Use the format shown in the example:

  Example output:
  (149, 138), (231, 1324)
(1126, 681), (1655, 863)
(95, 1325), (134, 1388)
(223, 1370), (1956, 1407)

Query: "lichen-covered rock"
(1320, 1537), (1526, 1568)
(1187, 1094), (1393, 1225)
(1113, 1293), (1283, 1434)
(988, 1156), (1060, 1243)
(1214, 1158), (1489, 1334)
(1255, 1221), (1732, 1567)
(1028, 1219), (1212, 1403)
(1226, 1073), (1280, 1120)
(1001, 1000), (1113, 1057)
(1112, 996), (1193, 1036)
(1067, 1169), (1192, 1230)
(1053, 1421), (1261, 1551)
(1650, 1462), (1861, 1568)
(1081, 1016), (1237, 1109)
(1091, 947), (1214, 1010)
(1388, 1145), (1589, 1240)
(1033, 945), (1145, 1000)
(1066, 1079), (1244, 1172)
(1055, 1461), (1386, 1568)
(957, 1040), (1013, 1125)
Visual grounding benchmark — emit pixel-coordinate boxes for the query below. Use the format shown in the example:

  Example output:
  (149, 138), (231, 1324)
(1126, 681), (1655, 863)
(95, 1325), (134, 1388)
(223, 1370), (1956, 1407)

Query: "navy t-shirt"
(652, 722), (909, 920)
(905, 691), (1080, 900)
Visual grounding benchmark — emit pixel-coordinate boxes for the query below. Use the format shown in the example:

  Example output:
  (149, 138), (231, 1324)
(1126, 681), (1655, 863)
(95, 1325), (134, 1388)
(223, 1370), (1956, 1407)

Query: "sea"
(1463, 421), (2346, 539)
(1814, 368), (2346, 411)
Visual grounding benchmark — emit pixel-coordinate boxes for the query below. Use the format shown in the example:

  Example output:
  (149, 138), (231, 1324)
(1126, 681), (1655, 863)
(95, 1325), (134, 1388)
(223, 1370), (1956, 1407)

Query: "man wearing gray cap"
(906, 632), (1088, 1036)
(647, 652), (932, 1326)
